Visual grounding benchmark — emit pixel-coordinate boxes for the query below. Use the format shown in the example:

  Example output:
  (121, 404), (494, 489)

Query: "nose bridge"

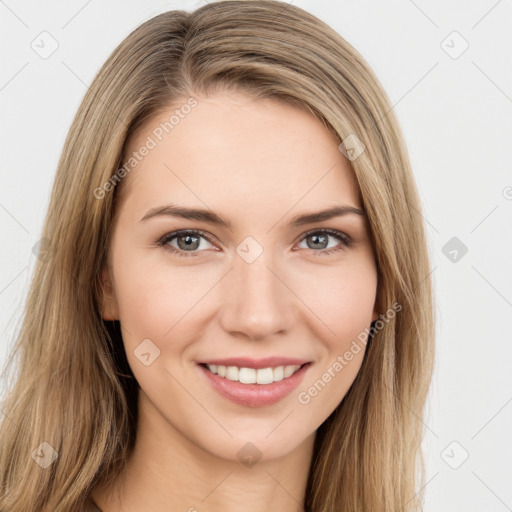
(219, 239), (294, 339)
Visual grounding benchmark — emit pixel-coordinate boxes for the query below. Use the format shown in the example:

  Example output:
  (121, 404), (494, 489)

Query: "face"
(101, 90), (379, 463)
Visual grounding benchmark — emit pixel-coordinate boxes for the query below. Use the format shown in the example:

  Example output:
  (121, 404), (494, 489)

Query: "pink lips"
(198, 361), (312, 407)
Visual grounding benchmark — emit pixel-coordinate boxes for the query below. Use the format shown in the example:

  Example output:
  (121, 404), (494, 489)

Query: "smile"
(202, 363), (305, 385)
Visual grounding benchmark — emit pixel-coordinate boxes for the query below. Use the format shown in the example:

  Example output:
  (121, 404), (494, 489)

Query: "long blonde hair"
(0, 1), (435, 510)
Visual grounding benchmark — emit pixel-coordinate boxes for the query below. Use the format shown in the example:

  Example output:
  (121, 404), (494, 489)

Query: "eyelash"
(156, 228), (353, 257)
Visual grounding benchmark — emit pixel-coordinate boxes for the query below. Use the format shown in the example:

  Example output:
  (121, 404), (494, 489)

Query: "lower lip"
(198, 363), (311, 407)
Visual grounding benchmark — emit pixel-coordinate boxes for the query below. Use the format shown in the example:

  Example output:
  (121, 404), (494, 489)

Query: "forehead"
(119, 91), (361, 220)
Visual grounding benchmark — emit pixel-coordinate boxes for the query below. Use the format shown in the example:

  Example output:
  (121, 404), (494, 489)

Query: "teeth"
(205, 364), (303, 384)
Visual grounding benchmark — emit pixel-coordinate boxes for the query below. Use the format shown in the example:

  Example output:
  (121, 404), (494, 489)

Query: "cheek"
(331, 271), (376, 340)
(294, 261), (377, 413)
(295, 255), (378, 345)
(111, 247), (220, 353)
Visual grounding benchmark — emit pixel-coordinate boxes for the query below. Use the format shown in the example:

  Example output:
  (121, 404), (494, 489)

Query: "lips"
(197, 356), (311, 369)
(198, 361), (312, 407)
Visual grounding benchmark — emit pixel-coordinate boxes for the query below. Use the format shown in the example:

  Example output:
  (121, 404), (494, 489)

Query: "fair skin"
(92, 91), (379, 512)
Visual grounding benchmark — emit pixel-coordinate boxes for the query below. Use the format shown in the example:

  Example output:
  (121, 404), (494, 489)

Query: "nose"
(218, 247), (297, 341)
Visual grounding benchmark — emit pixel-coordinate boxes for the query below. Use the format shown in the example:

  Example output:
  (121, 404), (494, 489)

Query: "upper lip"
(198, 357), (311, 369)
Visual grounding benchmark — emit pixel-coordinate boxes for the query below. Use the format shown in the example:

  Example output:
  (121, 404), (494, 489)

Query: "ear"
(100, 265), (119, 321)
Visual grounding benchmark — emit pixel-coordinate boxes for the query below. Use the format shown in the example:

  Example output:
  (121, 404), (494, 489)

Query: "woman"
(0, 1), (435, 511)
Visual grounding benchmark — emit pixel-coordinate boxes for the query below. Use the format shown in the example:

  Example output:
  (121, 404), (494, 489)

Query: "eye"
(157, 229), (216, 257)
(296, 228), (353, 255)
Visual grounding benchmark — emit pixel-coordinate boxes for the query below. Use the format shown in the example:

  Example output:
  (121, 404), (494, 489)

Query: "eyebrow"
(139, 204), (366, 228)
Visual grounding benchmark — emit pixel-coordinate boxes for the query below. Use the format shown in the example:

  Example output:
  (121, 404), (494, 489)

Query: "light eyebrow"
(139, 203), (366, 228)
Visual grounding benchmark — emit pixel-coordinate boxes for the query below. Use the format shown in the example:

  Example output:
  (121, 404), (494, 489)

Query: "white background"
(1, 1), (511, 510)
